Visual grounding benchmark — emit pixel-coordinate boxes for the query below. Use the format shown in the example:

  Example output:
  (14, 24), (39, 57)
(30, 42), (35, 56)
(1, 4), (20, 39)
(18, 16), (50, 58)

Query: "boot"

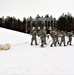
(67, 42), (69, 45)
(41, 44), (44, 47)
(35, 44), (38, 45)
(50, 45), (53, 47)
(31, 43), (33, 45)
(70, 44), (72, 45)
(64, 44), (66, 46)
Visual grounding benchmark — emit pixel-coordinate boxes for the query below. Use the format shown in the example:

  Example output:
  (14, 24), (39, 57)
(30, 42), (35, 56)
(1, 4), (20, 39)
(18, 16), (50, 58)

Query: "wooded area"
(0, 13), (74, 34)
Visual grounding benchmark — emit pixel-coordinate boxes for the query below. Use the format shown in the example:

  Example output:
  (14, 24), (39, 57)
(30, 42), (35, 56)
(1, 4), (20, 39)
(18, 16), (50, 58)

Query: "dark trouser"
(67, 37), (72, 45)
(51, 38), (56, 47)
(31, 36), (37, 45)
(60, 38), (66, 46)
(56, 37), (59, 44)
(41, 37), (46, 47)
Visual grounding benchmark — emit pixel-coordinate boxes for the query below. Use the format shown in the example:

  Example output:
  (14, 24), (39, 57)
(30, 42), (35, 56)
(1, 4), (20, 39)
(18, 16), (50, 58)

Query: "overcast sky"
(0, 0), (74, 20)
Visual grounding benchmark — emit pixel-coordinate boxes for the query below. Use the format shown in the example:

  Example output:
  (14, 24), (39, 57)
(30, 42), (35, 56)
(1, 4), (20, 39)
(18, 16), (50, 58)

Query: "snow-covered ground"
(0, 27), (74, 75)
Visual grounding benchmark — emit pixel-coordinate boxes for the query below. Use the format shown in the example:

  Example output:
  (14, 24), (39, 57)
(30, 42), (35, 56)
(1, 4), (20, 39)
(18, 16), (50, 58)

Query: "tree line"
(57, 13), (74, 32)
(0, 13), (74, 34)
(0, 16), (26, 33)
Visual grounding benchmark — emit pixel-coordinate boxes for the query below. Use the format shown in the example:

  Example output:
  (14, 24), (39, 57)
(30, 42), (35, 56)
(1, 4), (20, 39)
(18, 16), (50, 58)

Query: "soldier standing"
(55, 30), (60, 45)
(40, 28), (47, 47)
(42, 27), (47, 44)
(59, 31), (66, 46)
(30, 27), (38, 45)
(67, 31), (74, 45)
(37, 27), (41, 43)
(50, 30), (57, 47)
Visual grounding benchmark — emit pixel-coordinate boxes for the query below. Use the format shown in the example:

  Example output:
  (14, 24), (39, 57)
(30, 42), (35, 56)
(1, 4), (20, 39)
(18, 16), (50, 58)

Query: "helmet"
(38, 27), (40, 29)
(44, 27), (46, 29)
(32, 27), (35, 29)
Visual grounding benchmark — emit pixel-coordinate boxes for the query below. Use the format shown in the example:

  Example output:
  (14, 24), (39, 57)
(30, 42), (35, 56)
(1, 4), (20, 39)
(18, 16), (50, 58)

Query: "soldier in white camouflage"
(50, 30), (57, 47)
(55, 30), (60, 45)
(59, 31), (66, 46)
(40, 27), (47, 47)
(37, 27), (42, 43)
(42, 27), (47, 44)
(67, 31), (74, 45)
(30, 27), (38, 45)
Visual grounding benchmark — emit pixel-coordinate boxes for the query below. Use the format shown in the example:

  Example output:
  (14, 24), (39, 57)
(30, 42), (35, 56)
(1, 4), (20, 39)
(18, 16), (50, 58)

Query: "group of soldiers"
(30, 27), (74, 47)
